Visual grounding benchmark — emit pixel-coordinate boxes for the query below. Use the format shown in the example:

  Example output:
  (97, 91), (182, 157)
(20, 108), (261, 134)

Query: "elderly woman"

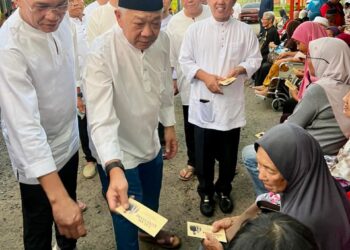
(244, 37), (350, 196)
(203, 123), (350, 250)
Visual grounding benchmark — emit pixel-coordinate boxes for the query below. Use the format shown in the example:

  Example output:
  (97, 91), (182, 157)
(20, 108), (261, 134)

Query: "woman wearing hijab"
(290, 21), (328, 100)
(202, 123), (350, 250)
(287, 37), (350, 155)
(279, 21), (328, 122)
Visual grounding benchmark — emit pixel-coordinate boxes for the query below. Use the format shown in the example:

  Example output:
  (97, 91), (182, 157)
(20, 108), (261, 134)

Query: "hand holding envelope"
(219, 77), (237, 86)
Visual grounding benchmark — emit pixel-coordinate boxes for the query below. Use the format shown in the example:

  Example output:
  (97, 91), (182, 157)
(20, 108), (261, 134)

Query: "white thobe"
(179, 17), (262, 131)
(0, 11), (79, 184)
(83, 27), (175, 169)
(84, 1), (100, 21)
(86, 2), (117, 45)
(167, 5), (211, 105)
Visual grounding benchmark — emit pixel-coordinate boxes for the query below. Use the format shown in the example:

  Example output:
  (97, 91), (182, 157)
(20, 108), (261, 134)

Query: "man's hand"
(202, 233), (224, 250)
(226, 66), (246, 78)
(77, 96), (85, 114)
(163, 126), (178, 160)
(106, 166), (129, 211)
(212, 216), (244, 242)
(38, 172), (86, 239)
(196, 70), (224, 94)
(52, 197), (87, 239)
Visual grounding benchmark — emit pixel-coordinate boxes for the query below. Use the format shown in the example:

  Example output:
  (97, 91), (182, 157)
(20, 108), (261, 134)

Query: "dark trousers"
(78, 115), (96, 162)
(183, 105), (195, 167)
(255, 61), (272, 86)
(194, 126), (240, 198)
(19, 152), (79, 250)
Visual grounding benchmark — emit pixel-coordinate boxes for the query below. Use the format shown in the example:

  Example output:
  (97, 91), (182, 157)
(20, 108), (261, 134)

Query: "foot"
(178, 165), (195, 181)
(139, 230), (181, 249)
(200, 195), (215, 217)
(254, 86), (268, 96)
(82, 161), (97, 179)
(252, 85), (265, 91)
(216, 193), (234, 214)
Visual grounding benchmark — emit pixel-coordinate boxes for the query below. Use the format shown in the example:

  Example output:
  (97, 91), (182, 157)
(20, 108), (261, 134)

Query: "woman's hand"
(212, 216), (244, 242)
(202, 233), (224, 250)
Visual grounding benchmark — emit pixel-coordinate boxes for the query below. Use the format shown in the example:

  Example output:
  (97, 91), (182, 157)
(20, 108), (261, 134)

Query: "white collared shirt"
(0, 11), (79, 184)
(179, 17), (262, 131)
(166, 5), (211, 105)
(83, 27), (175, 169)
(86, 2), (117, 45)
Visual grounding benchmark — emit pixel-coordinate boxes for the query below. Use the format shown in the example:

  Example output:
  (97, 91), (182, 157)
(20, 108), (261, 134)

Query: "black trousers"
(183, 105), (195, 167)
(19, 152), (79, 250)
(78, 115), (96, 162)
(194, 126), (240, 198)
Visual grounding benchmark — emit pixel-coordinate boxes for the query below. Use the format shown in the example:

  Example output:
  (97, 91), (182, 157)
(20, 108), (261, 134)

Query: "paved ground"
(0, 80), (280, 249)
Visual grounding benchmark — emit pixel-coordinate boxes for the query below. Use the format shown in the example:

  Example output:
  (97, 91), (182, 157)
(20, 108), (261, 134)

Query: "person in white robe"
(179, 0), (262, 217)
(0, 0), (86, 248)
(83, 0), (180, 249)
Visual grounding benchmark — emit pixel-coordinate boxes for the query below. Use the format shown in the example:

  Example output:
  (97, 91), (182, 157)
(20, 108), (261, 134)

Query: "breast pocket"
(194, 99), (215, 123)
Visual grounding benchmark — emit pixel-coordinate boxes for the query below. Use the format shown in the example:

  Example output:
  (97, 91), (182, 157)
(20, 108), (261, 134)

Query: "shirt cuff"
(24, 157), (57, 179)
(238, 63), (253, 79)
(186, 65), (201, 84)
(159, 106), (176, 127)
(93, 141), (124, 168)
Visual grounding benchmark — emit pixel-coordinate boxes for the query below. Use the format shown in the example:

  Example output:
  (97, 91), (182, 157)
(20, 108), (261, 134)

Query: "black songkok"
(118, 0), (163, 11)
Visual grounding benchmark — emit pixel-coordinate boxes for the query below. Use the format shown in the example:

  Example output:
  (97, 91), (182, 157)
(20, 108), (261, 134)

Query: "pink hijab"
(292, 22), (328, 100)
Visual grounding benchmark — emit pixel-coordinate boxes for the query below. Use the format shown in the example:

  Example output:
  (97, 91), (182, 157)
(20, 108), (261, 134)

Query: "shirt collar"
(209, 16), (233, 27)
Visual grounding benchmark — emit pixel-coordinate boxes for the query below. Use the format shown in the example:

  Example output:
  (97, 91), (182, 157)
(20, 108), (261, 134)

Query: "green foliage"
(84, 0), (95, 5)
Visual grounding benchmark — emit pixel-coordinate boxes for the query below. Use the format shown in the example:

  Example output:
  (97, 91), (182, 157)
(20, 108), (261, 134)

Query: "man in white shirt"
(0, 0), (86, 249)
(167, 0), (211, 181)
(83, 0), (180, 249)
(179, 0), (262, 217)
(86, 0), (118, 45)
(84, 0), (108, 20)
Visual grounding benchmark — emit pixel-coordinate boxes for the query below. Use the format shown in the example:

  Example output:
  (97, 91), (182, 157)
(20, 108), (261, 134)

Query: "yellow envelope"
(219, 77), (237, 86)
(187, 221), (227, 243)
(284, 80), (297, 91)
(115, 198), (168, 237)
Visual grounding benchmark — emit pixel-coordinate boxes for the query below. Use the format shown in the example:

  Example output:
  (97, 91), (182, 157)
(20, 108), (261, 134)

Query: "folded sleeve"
(0, 50), (56, 179)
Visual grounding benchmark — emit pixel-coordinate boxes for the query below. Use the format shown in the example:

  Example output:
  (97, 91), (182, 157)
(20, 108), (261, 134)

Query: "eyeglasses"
(306, 55), (330, 64)
(23, 0), (69, 14)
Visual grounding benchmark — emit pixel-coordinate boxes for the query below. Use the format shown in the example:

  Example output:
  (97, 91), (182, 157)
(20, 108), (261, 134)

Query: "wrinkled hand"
(164, 126), (178, 160)
(77, 97), (85, 114)
(212, 216), (244, 242)
(294, 68), (304, 78)
(226, 66), (245, 79)
(277, 52), (289, 60)
(203, 74), (224, 94)
(106, 167), (129, 211)
(52, 197), (86, 239)
(202, 233), (224, 250)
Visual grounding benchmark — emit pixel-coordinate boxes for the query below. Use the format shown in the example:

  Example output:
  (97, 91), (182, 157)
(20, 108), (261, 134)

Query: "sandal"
(139, 230), (181, 249)
(179, 166), (195, 181)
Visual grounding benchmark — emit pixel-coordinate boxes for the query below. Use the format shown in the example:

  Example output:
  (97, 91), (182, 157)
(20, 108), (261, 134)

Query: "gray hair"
(263, 11), (275, 22)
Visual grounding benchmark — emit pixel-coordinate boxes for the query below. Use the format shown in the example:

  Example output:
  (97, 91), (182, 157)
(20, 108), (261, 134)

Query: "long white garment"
(167, 4), (211, 105)
(0, 11), (79, 184)
(86, 2), (117, 45)
(83, 27), (175, 169)
(84, 1), (100, 21)
(179, 17), (262, 131)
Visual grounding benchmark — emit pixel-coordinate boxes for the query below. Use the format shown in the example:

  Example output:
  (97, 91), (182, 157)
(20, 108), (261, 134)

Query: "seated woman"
(203, 124), (350, 250)
(254, 11), (281, 86)
(204, 212), (319, 250)
(255, 21), (327, 98)
(243, 37), (350, 196)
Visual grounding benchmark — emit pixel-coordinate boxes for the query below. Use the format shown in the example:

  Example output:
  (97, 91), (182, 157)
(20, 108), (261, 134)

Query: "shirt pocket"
(194, 99), (215, 123)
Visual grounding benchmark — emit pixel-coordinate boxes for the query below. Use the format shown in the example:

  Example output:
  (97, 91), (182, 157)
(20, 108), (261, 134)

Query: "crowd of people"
(0, 0), (350, 250)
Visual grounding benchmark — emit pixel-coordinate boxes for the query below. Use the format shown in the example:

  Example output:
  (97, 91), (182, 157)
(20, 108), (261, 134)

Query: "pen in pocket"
(199, 99), (210, 103)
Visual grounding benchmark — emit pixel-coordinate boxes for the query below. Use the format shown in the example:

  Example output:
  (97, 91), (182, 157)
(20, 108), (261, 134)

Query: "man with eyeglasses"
(0, 0), (86, 249)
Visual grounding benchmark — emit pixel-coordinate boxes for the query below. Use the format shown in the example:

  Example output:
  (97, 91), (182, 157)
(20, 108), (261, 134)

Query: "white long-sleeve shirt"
(83, 27), (175, 169)
(167, 5), (211, 105)
(86, 2), (117, 45)
(179, 17), (262, 131)
(0, 11), (79, 184)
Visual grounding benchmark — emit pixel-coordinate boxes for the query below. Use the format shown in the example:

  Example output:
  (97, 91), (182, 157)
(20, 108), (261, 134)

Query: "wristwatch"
(105, 161), (125, 177)
(77, 92), (83, 98)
